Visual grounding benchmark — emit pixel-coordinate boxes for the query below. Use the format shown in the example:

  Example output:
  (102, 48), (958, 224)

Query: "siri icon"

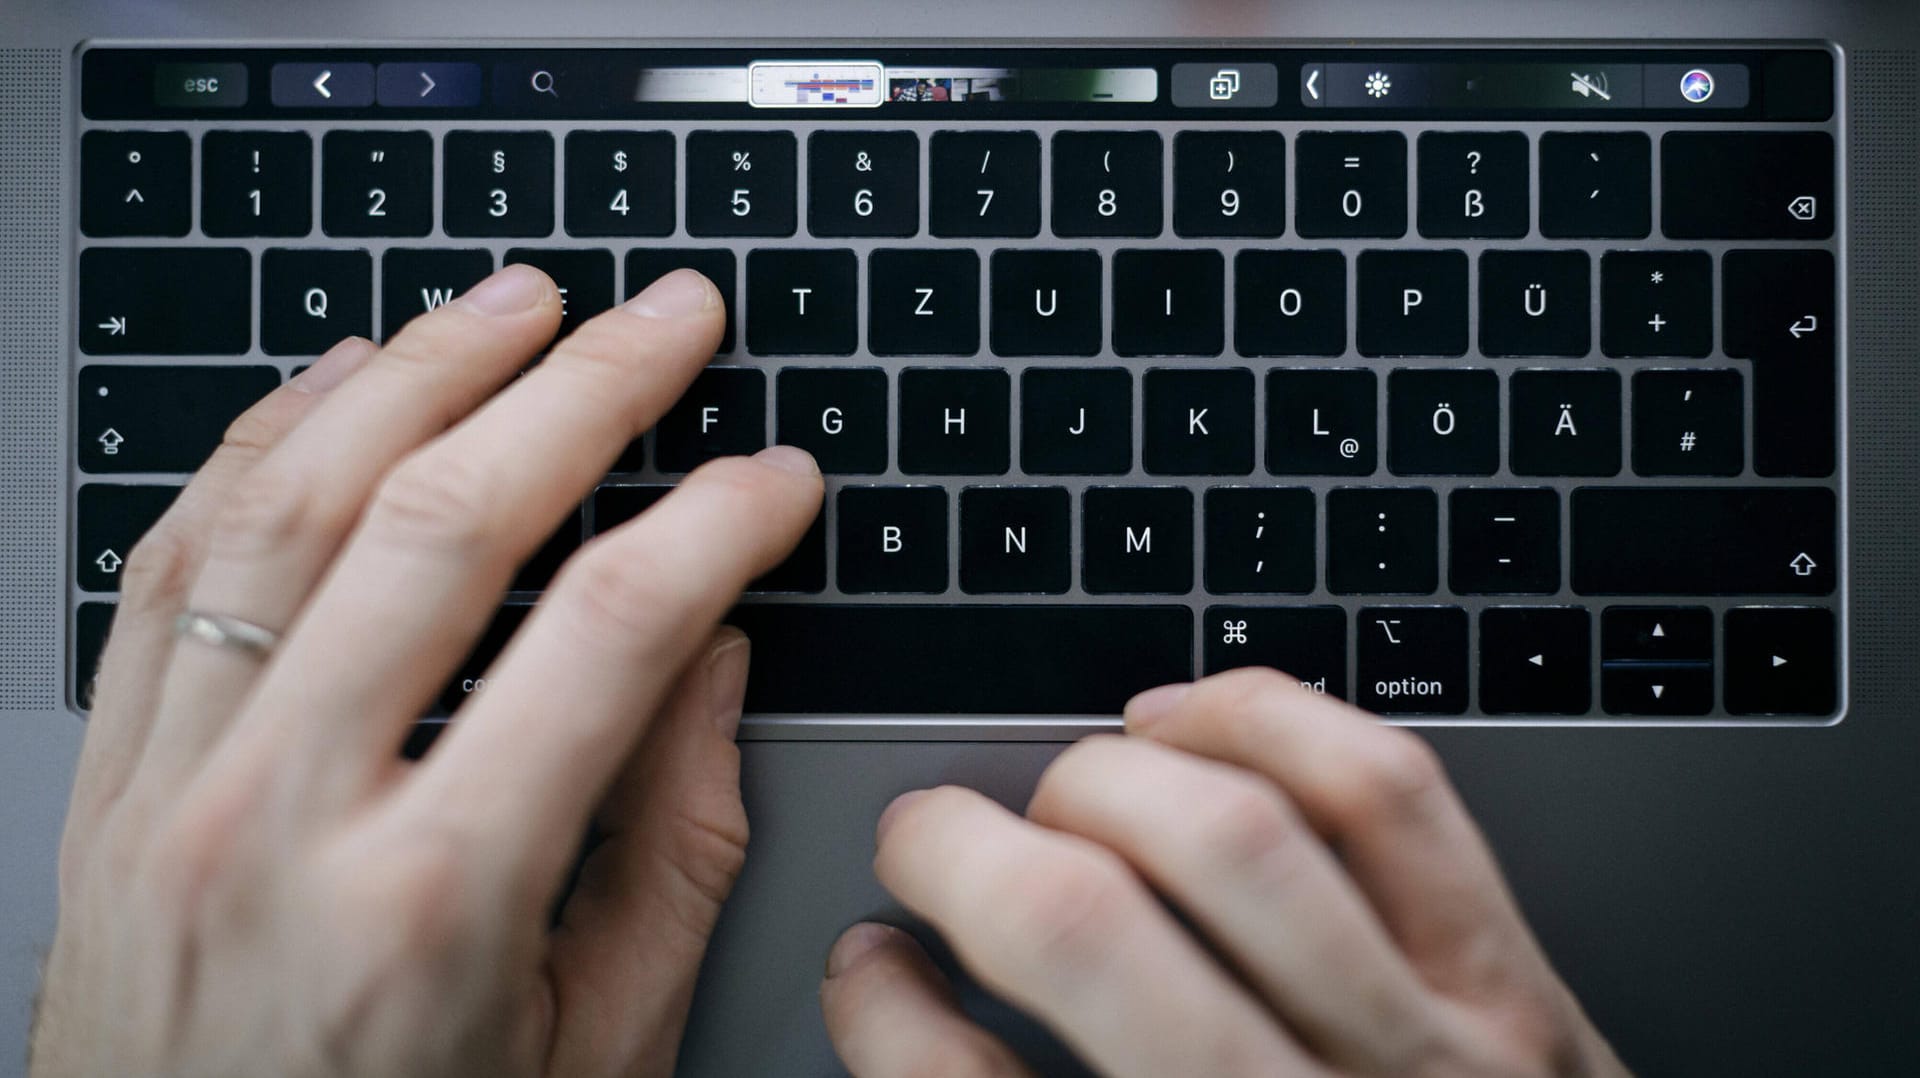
(1680, 69), (1715, 103)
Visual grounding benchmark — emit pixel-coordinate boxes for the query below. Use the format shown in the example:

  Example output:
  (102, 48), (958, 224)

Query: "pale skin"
(32, 263), (1628, 1077)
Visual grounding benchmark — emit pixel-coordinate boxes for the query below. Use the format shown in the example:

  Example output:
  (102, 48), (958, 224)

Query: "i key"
(687, 131), (797, 237)
(322, 131), (433, 237)
(1052, 131), (1163, 238)
(1204, 488), (1315, 594)
(82, 131), (190, 237)
(809, 131), (919, 237)
(1296, 132), (1407, 239)
(1113, 250), (1224, 357)
(1022, 369), (1132, 475)
(445, 132), (554, 237)
(564, 130), (675, 237)
(1174, 131), (1285, 238)
(201, 131), (312, 237)
(1418, 132), (1528, 239)
(930, 131), (1040, 238)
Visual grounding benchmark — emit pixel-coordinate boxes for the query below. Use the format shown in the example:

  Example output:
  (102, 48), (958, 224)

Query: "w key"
(381, 249), (492, 340)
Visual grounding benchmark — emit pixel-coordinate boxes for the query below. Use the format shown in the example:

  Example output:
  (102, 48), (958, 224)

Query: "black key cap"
(1204, 487), (1315, 594)
(322, 131), (433, 237)
(1449, 488), (1559, 594)
(929, 131), (1040, 238)
(380, 248), (492, 341)
(79, 365), (279, 474)
(511, 509), (583, 592)
(1357, 250), (1468, 357)
(655, 367), (767, 473)
(262, 249), (373, 355)
(730, 604), (1193, 715)
(1357, 606), (1468, 714)
(1571, 488), (1835, 596)
(564, 130), (675, 237)
(201, 131), (312, 237)
(590, 484), (670, 532)
(1113, 250), (1224, 357)
(751, 504), (828, 595)
(1601, 251), (1712, 358)
(898, 368), (1010, 476)
(1724, 607), (1837, 716)
(1662, 132), (1833, 240)
(1479, 607), (1591, 715)
(75, 602), (116, 710)
(746, 248), (858, 356)
(1051, 131), (1163, 237)
(1327, 488), (1437, 595)
(776, 368), (888, 475)
(437, 605), (531, 714)
(77, 484), (180, 592)
(1143, 369), (1254, 476)
(1601, 605), (1713, 716)
(78, 248), (250, 355)
(1083, 487), (1193, 595)
(1295, 132), (1407, 239)
(809, 131), (919, 237)
(626, 249), (736, 353)
(868, 249), (979, 356)
(1266, 369), (1376, 477)
(1418, 132), (1528, 239)
(686, 131), (797, 237)
(444, 131), (554, 238)
(1204, 606), (1346, 698)
(1509, 370), (1620, 477)
(505, 248), (615, 348)
(1235, 250), (1346, 357)
(960, 487), (1072, 594)
(1632, 369), (1743, 477)
(1479, 250), (1590, 358)
(837, 486), (948, 594)
(1539, 132), (1650, 239)
(82, 130), (190, 237)
(1174, 131), (1285, 238)
(1724, 250), (1836, 477)
(990, 250), (1102, 356)
(1021, 368), (1132, 475)
(1387, 369), (1499, 476)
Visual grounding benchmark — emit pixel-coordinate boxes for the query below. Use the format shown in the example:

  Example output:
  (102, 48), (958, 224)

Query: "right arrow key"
(1725, 607), (1837, 716)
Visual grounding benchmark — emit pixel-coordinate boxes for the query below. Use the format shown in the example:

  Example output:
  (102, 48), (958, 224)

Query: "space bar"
(728, 604), (1195, 715)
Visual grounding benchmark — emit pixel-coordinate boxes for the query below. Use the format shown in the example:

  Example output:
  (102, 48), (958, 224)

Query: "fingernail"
(1123, 682), (1193, 730)
(875, 789), (929, 844)
(825, 922), (905, 979)
(707, 629), (751, 739)
(624, 267), (718, 318)
(290, 337), (374, 394)
(752, 444), (819, 476)
(459, 263), (550, 316)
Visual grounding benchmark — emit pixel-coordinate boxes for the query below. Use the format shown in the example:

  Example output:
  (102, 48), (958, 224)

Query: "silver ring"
(173, 611), (281, 659)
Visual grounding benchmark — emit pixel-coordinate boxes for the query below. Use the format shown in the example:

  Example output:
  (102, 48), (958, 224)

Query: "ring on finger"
(173, 610), (282, 660)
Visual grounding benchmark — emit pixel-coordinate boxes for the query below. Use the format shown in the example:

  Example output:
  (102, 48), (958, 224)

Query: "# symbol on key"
(731, 152), (752, 172)
(1222, 619), (1249, 645)
(1679, 431), (1697, 452)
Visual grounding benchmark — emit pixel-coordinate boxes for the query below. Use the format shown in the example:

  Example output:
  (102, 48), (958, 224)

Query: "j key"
(837, 486), (948, 594)
(868, 249), (980, 356)
(1266, 369), (1377, 477)
(444, 132), (554, 238)
(1662, 132), (1834, 240)
(809, 131), (919, 237)
(201, 131), (312, 237)
(929, 130), (1040, 238)
(1082, 487), (1194, 595)
(505, 248), (615, 345)
(776, 368), (889, 474)
(1509, 369), (1621, 477)
(1632, 369), (1743, 477)
(1571, 487), (1835, 596)
(1204, 606), (1346, 699)
(563, 130), (675, 237)
(626, 249), (736, 353)
(655, 367), (767, 473)
(78, 248), (250, 355)
(380, 249), (492, 341)
(1724, 607), (1837, 716)
(1418, 132), (1528, 239)
(1143, 369), (1254, 476)
(1601, 605), (1713, 716)
(898, 368), (1010, 476)
(1601, 251), (1712, 358)
(1356, 606), (1468, 715)
(1051, 131), (1163, 238)
(79, 365), (279, 474)
(511, 509), (583, 592)
(1203, 487), (1315, 595)
(960, 487), (1072, 594)
(686, 131), (797, 237)
(82, 130), (190, 237)
(1021, 368), (1132, 475)
(1235, 250), (1346, 357)
(990, 250), (1102, 356)
(1479, 607), (1591, 715)
(262, 249), (372, 356)
(1296, 132), (1408, 239)
(436, 605), (530, 714)
(75, 603), (116, 710)
(322, 131), (433, 237)
(1449, 488), (1560, 594)
(1113, 250), (1224, 357)
(1388, 369), (1499, 476)
(77, 484), (180, 592)
(1357, 250), (1468, 357)
(1539, 132), (1650, 239)
(1327, 488), (1438, 595)
(1479, 250), (1590, 358)
(1724, 250), (1836, 478)
(1173, 131), (1285, 238)
(746, 249), (858, 356)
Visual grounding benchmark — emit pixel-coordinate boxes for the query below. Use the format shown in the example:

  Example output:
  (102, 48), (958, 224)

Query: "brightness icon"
(1364, 71), (1392, 99)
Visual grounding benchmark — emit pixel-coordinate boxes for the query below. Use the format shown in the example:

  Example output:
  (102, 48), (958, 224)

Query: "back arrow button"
(313, 70), (332, 98)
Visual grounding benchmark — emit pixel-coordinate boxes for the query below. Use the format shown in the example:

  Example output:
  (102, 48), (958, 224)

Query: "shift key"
(1572, 488), (1835, 596)
(79, 248), (251, 355)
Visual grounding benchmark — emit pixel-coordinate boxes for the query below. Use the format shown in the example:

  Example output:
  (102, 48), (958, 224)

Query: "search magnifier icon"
(529, 69), (557, 97)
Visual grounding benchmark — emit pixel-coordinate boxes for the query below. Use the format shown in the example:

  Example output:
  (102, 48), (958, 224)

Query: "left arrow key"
(269, 62), (374, 107)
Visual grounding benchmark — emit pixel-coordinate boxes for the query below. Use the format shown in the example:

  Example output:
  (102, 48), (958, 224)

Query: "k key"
(201, 131), (312, 237)
(322, 130), (433, 237)
(930, 131), (1040, 238)
(1296, 132), (1407, 239)
(1418, 132), (1528, 239)
(444, 131), (555, 238)
(1144, 369), (1254, 476)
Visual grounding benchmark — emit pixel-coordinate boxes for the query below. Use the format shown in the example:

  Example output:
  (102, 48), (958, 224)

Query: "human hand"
(821, 669), (1630, 1077)
(33, 266), (822, 1077)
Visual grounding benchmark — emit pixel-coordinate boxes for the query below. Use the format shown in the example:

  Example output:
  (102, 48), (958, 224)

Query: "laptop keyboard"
(71, 46), (1843, 725)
